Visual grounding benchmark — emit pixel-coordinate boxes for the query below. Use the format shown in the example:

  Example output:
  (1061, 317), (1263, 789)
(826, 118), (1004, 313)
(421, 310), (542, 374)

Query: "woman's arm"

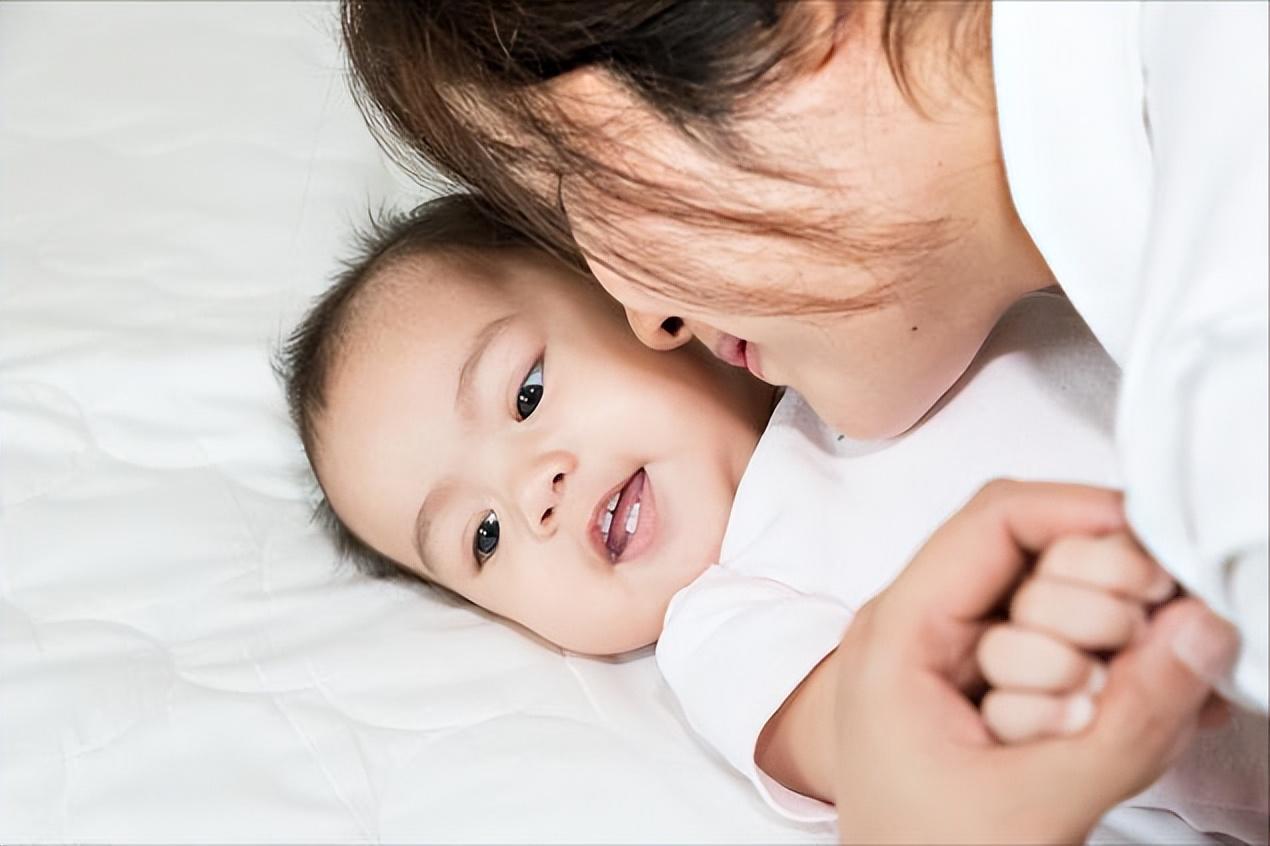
(1116, 0), (1268, 709)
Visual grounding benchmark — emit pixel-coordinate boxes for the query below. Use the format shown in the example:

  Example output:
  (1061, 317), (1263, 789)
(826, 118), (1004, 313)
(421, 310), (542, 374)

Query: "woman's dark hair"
(277, 192), (530, 586)
(341, 1), (986, 314)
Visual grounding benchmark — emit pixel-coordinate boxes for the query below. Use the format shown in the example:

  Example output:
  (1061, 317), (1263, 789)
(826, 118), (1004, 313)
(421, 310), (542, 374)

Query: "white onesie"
(656, 292), (1269, 842)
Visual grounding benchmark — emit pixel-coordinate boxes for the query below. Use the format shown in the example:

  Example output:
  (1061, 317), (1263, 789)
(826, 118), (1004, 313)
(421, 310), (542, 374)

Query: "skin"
(313, 247), (773, 655)
(547, 2), (1054, 439)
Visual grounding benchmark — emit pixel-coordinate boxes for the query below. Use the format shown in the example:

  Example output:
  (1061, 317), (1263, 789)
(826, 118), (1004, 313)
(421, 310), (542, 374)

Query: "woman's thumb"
(1082, 597), (1239, 798)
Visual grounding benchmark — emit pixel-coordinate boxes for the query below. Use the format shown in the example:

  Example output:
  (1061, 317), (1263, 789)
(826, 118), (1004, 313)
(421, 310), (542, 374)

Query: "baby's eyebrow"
(413, 483), (449, 577)
(416, 313), (515, 573)
(455, 313), (515, 420)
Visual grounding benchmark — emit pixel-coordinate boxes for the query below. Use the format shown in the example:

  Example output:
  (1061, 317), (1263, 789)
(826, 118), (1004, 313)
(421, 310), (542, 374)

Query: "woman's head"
(280, 194), (771, 655)
(343, 1), (1052, 438)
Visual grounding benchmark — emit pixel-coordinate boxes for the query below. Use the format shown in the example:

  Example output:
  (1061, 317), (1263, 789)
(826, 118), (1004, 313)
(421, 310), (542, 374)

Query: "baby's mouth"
(593, 468), (650, 563)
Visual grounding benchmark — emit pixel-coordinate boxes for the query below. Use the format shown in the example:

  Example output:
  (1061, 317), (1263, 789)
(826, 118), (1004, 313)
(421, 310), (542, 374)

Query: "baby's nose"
(538, 472), (565, 530)
(518, 452), (574, 537)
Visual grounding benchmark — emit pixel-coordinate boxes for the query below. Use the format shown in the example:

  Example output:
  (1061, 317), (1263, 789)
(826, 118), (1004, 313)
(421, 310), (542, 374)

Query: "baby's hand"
(976, 532), (1176, 743)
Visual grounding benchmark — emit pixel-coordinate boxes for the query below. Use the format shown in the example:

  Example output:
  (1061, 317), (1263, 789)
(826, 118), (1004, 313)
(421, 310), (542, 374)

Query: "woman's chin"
(813, 393), (929, 441)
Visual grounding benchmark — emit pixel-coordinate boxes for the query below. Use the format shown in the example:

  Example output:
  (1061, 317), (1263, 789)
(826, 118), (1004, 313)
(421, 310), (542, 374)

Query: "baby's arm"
(977, 532), (1178, 742)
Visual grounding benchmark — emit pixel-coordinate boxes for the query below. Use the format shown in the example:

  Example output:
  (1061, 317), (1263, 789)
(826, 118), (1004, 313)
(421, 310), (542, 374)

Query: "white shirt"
(992, 0), (1268, 709)
(658, 292), (1123, 822)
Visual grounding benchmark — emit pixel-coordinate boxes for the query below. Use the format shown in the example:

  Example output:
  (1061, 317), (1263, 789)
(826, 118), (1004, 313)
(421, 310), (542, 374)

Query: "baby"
(280, 195), (1266, 841)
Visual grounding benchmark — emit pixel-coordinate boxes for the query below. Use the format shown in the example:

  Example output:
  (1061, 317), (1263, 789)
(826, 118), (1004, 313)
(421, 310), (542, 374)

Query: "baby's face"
(316, 249), (770, 654)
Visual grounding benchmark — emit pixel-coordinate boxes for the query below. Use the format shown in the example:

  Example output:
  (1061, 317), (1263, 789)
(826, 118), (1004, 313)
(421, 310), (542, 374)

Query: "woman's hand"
(832, 481), (1238, 844)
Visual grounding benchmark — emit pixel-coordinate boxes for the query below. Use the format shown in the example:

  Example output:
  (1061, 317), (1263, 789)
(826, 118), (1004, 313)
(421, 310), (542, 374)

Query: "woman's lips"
(714, 334), (747, 369)
(741, 341), (764, 380)
(713, 334), (765, 381)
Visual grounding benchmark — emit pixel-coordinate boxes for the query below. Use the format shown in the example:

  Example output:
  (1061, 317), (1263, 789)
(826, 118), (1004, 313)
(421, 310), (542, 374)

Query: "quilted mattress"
(0, 3), (833, 841)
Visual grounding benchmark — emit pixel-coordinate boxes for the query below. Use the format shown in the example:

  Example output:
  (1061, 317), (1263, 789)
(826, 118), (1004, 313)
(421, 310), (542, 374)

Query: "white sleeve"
(1118, 2), (1268, 709)
(655, 565), (851, 823)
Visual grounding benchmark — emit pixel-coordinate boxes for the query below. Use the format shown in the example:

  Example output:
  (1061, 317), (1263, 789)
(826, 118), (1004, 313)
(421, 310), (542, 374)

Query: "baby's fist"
(978, 532), (1175, 743)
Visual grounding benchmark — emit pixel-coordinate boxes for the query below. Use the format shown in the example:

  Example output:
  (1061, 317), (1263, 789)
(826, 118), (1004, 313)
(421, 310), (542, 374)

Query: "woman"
(341, 0), (1265, 838)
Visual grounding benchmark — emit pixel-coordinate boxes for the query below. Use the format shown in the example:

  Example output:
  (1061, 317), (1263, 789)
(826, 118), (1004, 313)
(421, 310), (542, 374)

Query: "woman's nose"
(516, 450), (577, 537)
(625, 308), (693, 351)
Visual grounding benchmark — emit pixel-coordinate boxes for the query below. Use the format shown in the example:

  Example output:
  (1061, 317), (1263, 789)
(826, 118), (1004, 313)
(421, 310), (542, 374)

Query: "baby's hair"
(276, 192), (531, 587)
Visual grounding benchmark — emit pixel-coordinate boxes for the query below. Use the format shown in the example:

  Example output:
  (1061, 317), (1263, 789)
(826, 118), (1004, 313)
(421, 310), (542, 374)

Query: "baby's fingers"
(982, 690), (1097, 743)
(1037, 533), (1174, 603)
(978, 624), (1105, 694)
(1010, 577), (1147, 650)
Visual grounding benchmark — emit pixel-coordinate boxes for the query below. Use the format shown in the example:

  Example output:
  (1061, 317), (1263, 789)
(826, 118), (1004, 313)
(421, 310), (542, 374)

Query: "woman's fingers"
(1010, 576), (1147, 650)
(983, 689), (1096, 742)
(1036, 533), (1175, 603)
(978, 624), (1104, 693)
(887, 480), (1126, 627)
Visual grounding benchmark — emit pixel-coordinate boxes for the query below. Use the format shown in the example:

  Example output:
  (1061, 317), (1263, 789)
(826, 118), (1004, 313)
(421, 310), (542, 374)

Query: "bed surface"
(0, 3), (832, 841)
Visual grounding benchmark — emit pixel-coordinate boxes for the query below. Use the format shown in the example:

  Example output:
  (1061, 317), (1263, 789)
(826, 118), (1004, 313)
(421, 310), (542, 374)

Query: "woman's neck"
(916, 1), (1056, 307)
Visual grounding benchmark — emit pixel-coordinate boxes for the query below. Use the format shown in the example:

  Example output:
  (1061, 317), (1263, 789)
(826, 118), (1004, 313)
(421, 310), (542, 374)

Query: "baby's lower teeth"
(624, 501), (640, 534)
(606, 492), (620, 512)
(600, 510), (613, 537)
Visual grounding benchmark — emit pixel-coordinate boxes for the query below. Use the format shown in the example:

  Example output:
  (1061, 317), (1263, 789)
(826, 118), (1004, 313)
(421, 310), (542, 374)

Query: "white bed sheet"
(0, 3), (834, 841)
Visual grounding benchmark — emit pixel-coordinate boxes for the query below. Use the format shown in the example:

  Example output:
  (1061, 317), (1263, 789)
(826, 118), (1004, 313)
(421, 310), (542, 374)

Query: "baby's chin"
(554, 631), (658, 658)
(539, 540), (719, 657)
(543, 609), (666, 657)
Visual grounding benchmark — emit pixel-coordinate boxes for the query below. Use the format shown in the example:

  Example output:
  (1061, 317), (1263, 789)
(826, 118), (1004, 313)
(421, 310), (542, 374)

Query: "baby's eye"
(473, 511), (499, 565)
(516, 359), (544, 420)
